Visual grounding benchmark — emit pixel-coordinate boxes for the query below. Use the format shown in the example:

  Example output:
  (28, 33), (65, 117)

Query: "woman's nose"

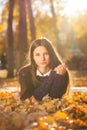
(40, 55), (45, 60)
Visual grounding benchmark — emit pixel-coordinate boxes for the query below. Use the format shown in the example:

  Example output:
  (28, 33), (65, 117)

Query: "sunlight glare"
(64, 0), (87, 17)
(0, 0), (8, 22)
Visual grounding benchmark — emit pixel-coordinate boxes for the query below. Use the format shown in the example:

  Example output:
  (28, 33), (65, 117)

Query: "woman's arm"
(49, 71), (69, 98)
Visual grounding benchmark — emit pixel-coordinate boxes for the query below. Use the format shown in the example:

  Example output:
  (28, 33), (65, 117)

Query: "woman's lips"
(40, 62), (46, 64)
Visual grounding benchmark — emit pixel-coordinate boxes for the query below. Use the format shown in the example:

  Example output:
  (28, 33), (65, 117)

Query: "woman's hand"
(54, 64), (66, 75)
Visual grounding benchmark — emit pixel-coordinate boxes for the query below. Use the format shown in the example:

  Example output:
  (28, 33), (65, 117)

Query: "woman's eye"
(44, 52), (49, 55)
(34, 52), (49, 57)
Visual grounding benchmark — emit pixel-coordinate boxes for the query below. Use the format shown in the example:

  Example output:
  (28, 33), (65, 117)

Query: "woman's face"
(33, 46), (51, 70)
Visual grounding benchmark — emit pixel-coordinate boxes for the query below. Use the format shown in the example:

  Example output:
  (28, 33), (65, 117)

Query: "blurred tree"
(0, 2), (8, 58)
(18, 0), (28, 67)
(49, 0), (59, 40)
(7, 0), (15, 77)
(49, 0), (66, 55)
(70, 11), (87, 56)
(0, 38), (3, 55)
(26, 0), (36, 41)
(78, 34), (87, 55)
(71, 12), (87, 39)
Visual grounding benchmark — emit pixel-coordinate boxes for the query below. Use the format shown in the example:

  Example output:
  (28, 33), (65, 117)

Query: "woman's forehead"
(33, 46), (48, 53)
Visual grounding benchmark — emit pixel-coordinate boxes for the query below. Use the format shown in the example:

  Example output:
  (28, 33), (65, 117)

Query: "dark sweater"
(19, 65), (69, 101)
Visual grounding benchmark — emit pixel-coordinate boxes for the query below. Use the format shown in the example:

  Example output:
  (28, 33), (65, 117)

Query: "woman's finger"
(54, 64), (67, 74)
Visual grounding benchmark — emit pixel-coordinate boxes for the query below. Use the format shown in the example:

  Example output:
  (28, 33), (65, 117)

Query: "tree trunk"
(7, 0), (15, 78)
(18, 0), (28, 67)
(26, 0), (36, 41)
(49, 0), (62, 53)
(49, 0), (59, 40)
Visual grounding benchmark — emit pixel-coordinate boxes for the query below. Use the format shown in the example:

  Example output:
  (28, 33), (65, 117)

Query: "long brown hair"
(28, 37), (62, 87)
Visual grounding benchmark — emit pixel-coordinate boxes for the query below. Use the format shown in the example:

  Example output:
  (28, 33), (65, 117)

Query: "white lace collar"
(36, 69), (52, 77)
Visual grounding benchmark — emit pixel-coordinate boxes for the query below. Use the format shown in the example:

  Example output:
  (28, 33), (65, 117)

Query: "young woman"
(19, 37), (70, 101)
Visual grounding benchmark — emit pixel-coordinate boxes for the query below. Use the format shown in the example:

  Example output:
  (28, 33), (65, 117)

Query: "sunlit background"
(1, 0), (87, 18)
(64, 0), (87, 17)
(0, 0), (87, 78)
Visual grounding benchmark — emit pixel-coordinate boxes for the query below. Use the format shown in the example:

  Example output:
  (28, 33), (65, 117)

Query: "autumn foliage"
(0, 90), (87, 130)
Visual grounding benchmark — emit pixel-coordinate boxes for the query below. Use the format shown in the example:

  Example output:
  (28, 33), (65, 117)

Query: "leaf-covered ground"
(0, 70), (87, 130)
(0, 91), (87, 130)
(70, 70), (87, 87)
